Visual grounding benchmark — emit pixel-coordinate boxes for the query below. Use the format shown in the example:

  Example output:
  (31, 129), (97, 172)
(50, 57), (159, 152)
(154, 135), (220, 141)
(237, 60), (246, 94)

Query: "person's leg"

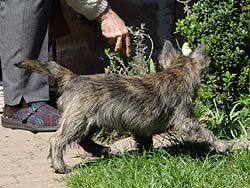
(0, 0), (60, 132)
(0, 0), (50, 105)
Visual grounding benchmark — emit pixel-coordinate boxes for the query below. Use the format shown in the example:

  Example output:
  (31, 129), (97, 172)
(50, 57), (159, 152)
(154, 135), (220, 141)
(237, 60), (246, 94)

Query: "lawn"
(66, 148), (250, 188)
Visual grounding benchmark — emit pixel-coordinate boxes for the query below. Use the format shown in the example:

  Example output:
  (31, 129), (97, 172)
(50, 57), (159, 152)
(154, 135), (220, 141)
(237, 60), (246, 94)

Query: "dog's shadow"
(71, 142), (224, 171)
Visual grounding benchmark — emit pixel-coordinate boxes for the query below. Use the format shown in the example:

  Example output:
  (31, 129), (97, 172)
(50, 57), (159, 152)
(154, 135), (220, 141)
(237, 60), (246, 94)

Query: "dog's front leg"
(174, 118), (233, 153)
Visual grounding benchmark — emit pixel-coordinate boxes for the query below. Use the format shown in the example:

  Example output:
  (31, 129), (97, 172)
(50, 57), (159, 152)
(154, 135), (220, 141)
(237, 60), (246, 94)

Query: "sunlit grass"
(66, 149), (250, 188)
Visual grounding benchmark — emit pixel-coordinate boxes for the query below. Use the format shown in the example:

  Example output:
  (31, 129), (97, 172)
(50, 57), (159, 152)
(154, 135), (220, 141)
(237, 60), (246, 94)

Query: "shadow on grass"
(71, 142), (227, 171)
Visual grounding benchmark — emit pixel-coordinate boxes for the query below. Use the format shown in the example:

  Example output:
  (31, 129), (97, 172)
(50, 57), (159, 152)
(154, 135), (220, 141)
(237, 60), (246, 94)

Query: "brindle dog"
(16, 40), (248, 174)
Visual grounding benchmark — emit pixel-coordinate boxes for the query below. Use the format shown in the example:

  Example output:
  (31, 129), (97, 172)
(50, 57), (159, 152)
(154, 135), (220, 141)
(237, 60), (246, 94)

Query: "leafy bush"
(176, 0), (250, 137)
(176, 0), (250, 112)
(202, 95), (250, 139)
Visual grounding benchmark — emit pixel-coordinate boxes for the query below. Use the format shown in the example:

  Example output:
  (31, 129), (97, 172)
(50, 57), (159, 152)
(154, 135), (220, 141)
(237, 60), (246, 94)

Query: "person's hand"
(97, 6), (131, 57)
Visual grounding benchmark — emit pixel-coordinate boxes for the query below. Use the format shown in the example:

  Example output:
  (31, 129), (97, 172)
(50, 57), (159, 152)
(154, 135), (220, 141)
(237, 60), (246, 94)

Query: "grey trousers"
(0, 0), (51, 105)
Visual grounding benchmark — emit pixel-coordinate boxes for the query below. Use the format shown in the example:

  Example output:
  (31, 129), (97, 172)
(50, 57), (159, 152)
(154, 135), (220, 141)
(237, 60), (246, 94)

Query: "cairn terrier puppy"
(16, 40), (246, 174)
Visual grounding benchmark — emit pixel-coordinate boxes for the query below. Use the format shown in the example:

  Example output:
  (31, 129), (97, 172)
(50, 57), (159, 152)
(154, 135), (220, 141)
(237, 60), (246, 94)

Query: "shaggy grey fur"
(16, 40), (248, 174)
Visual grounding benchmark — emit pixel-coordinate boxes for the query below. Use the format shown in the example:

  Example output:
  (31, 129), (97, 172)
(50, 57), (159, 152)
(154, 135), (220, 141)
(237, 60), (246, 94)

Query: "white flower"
(182, 42), (192, 56)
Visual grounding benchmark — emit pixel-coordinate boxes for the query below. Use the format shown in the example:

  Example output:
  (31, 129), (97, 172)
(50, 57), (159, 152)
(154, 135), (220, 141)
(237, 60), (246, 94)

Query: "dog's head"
(158, 40), (209, 73)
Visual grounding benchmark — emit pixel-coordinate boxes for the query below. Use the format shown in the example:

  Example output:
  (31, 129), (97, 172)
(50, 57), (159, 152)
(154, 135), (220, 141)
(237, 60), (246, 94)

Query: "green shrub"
(176, 0), (250, 112)
(228, 94), (250, 138)
(176, 0), (250, 137)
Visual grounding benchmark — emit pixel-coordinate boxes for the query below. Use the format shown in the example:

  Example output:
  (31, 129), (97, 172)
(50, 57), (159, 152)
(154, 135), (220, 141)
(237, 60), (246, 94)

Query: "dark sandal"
(1, 102), (60, 132)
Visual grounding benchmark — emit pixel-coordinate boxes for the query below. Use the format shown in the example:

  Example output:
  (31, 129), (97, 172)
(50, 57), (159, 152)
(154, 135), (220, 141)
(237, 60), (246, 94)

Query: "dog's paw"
(54, 165), (72, 174)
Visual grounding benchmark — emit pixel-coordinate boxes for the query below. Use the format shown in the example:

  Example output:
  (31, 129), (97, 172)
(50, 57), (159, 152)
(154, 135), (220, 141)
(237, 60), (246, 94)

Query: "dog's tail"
(15, 60), (77, 89)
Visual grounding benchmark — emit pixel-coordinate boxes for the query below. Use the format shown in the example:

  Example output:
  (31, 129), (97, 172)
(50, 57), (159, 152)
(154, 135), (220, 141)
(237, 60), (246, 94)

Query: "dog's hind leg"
(79, 126), (110, 157)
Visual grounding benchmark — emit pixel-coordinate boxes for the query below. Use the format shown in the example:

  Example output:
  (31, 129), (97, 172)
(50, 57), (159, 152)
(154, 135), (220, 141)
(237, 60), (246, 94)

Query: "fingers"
(125, 34), (131, 57)
(113, 34), (131, 57)
(114, 36), (123, 54)
(97, 7), (131, 56)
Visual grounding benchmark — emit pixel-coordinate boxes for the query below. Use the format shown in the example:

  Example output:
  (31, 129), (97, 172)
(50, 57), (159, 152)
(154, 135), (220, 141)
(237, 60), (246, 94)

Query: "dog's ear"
(191, 44), (209, 71)
(158, 40), (179, 70)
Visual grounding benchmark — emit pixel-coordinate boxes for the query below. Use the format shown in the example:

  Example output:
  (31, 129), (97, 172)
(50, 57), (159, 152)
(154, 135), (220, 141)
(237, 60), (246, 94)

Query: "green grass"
(66, 149), (250, 188)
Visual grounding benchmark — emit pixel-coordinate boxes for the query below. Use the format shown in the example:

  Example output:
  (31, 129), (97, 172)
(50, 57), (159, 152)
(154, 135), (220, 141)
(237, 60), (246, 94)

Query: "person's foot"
(1, 101), (60, 133)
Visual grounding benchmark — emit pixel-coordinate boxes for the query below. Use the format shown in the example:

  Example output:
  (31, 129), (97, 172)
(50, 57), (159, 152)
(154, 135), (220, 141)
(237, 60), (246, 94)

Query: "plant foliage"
(104, 24), (156, 76)
(176, 0), (250, 112)
(176, 0), (250, 137)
